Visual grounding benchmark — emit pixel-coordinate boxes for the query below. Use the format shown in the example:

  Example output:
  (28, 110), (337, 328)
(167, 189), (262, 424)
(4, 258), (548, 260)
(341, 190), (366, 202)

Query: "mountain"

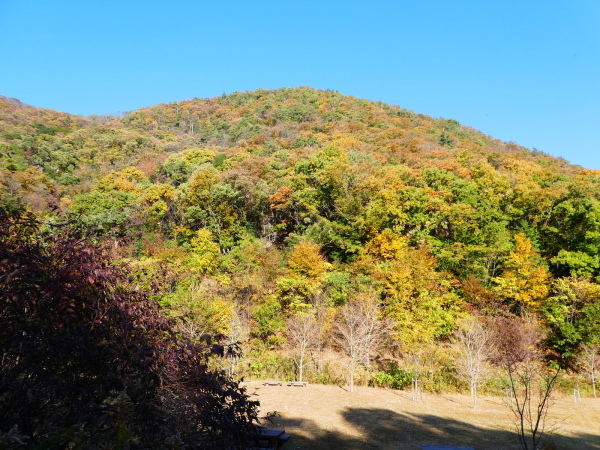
(1, 86), (599, 363)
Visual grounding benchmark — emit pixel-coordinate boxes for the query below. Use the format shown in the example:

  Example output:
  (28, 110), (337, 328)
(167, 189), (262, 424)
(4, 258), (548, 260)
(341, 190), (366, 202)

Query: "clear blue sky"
(1, 0), (599, 169)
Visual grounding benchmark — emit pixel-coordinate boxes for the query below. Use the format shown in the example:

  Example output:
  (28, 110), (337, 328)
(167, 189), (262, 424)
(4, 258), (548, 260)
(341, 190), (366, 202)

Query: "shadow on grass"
(266, 407), (600, 450)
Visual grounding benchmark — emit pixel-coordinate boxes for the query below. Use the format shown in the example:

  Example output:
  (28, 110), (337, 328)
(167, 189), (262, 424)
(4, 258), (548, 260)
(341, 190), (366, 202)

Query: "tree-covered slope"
(2, 86), (600, 379)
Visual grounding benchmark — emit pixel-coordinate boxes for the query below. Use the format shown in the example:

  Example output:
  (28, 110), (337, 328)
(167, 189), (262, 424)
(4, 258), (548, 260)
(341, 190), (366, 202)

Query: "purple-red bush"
(0, 207), (258, 448)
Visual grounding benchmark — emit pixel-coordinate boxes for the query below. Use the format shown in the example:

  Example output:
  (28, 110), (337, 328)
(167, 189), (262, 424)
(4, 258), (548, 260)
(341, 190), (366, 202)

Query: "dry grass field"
(244, 381), (600, 449)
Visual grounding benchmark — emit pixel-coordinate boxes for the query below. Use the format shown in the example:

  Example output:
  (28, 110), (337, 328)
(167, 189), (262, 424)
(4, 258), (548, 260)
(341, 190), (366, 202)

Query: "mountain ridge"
(1, 87), (575, 171)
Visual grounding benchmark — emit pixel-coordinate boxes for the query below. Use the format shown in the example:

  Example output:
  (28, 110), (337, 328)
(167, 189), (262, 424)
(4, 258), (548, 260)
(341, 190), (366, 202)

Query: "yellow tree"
(277, 241), (330, 310)
(166, 278), (233, 343)
(357, 230), (462, 351)
(140, 183), (176, 225)
(493, 233), (551, 313)
(188, 228), (221, 275)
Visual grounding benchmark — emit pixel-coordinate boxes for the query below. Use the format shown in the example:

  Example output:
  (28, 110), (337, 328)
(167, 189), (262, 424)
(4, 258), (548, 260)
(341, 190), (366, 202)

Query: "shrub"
(0, 208), (259, 448)
(370, 367), (412, 390)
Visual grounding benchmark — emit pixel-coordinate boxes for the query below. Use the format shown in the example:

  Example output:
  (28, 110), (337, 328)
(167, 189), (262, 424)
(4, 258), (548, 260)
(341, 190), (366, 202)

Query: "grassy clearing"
(244, 381), (600, 449)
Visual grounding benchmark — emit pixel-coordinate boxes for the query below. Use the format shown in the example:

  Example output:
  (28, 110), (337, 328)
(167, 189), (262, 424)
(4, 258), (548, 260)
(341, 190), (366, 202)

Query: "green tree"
(543, 277), (600, 366)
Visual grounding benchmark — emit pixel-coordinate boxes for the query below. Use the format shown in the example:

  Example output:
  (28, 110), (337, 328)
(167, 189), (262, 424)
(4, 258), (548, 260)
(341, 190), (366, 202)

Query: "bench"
(287, 381), (308, 387)
(262, 381), (283, 386)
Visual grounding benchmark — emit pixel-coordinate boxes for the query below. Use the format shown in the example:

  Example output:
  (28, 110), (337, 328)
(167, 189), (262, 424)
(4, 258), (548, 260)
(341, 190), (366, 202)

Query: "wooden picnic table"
(287, 381), (308, 387)
(422, 445), (475, 450)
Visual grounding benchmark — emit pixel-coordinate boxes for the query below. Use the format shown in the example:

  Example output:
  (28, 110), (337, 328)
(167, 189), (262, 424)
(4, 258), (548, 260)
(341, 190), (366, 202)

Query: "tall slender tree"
(578, 343), (600, 398)
(453, 317), (494, 409)
(335, 293), (388, 392)
(286, 309), (320, 382)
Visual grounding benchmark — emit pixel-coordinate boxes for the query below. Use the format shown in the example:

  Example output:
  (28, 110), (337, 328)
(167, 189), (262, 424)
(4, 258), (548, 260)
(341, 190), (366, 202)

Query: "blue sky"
(1, 0), (599, 169)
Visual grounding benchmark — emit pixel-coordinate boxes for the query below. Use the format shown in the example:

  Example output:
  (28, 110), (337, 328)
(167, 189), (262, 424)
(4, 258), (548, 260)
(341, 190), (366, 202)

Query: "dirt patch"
(244, 381), (600, 449)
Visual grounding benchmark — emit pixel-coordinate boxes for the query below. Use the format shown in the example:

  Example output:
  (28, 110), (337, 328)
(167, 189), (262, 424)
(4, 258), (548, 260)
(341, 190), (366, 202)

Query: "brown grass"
(244, 381), (600, 449)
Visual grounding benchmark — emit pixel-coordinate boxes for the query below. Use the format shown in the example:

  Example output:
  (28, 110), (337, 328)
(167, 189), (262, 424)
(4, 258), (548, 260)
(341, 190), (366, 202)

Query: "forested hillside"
(2, 88), (600, 442)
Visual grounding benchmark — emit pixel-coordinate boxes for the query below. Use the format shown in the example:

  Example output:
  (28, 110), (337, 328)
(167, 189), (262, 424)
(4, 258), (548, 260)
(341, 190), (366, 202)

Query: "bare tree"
(578, 343), (600, 398)
(493, 315), (560, 450)
(226, 303), (251, 376)
(286, 310), (320, 382)
(453, 317), (494, 409)
(335, 294), (387, 392)
(311, 293), (337, 374)
(174, 316), (209, 343)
